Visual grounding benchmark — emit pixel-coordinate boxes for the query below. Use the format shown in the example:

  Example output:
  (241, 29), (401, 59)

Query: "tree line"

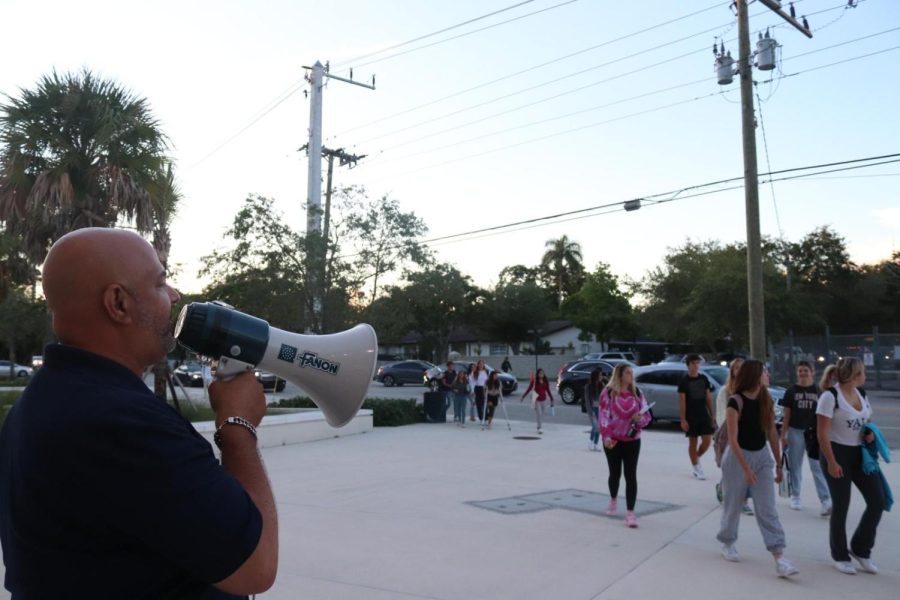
(2, 70), (898, 375)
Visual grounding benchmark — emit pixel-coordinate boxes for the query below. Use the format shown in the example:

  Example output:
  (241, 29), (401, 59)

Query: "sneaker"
(833, 561), (857, 575)
(625, 512), (638, 528)
(715, 482), (723, 504)
(593, 443), (600, 451)
(589, 441), (596, 451)
(741, 503), (754, 516)
(538, 428), (543, 435)
(820, 500), (832, 517)
(721, 544), (740, 562)
(789, 497), (802, 510)
(692, 464), (707, 480)
(849, 552), (879, 574)
(606, 499), (618, 516)
(776, 558), (799, 578)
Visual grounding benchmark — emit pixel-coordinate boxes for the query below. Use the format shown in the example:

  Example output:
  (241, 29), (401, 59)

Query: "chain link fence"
(770, 327), (900, 390)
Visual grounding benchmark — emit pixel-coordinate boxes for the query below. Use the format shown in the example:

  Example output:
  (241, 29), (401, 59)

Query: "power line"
(336, 0), (583, 73)
(330, 0), (538, 69)
(755, 90), (783, 238)
(347, 8), (895, 154)
(375, 154), (900, 253)
(330, 0), (731, 138)
(355, 42), (900, 181)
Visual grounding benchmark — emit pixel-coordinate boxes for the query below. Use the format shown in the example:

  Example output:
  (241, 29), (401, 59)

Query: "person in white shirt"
(816, 357), (884, 575)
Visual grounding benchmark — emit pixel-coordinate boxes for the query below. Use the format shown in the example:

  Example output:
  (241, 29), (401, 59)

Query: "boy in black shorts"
(678, 354), (715, 479)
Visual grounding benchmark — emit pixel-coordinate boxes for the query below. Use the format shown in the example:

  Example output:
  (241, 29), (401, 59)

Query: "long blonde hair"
(606, 364), (639, 398)
(835, 356), (865, 385)
(819, 364), (838, 390)
(724, 357), (745, 395)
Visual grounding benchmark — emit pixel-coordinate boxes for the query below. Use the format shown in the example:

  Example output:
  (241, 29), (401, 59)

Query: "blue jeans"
(453, 394), (468, 423)
(786, 427), (830, 503)
(588, 407), (599, 444)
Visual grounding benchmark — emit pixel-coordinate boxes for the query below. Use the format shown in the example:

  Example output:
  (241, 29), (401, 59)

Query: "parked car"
(255, 369), (286, 392)
(0, 361), (33, 378)
(583, 351), (637, 362)
(556, 360), (614, 405)
(659, 354), (708, 364)
(632, 363), (783, 424)
(374, 360), (436, 387)
(425, 361), (518, 395)
(173, 363), (205, 387)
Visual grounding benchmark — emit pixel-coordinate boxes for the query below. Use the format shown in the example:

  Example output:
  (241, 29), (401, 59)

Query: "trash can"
(423, 391), (447, 423)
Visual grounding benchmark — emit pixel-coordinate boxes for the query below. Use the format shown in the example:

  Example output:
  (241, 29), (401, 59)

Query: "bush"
(0, 391), (21, 429)
(269, 396), (424, 427)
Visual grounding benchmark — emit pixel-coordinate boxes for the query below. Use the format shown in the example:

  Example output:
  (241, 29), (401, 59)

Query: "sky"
(1, 0), (898, 298)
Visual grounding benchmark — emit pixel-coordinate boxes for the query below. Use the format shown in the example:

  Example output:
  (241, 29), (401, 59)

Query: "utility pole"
(733, 0), (811, 360)
(303, 60), (374, 332)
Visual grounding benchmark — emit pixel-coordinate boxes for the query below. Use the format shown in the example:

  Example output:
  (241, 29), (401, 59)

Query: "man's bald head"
(43, 228), (180, 375)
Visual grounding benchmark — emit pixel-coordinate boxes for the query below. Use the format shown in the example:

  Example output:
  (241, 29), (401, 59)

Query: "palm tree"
(0, 68), (169, 263)
(540, 235), (585, 308)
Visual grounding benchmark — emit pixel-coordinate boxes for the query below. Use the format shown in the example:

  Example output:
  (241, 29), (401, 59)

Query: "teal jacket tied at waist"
(862, 423), (893, 512)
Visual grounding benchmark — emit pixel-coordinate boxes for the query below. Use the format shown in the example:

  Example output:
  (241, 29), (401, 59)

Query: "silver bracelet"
(213, 416), (258, 449)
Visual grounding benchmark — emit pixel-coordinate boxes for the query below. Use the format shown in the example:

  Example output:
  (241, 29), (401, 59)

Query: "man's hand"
(209, 371), (266, 427)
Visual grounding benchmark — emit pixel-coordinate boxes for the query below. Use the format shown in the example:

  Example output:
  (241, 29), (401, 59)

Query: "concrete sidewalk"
(258, 420), (898, 600)
(2, 420), (897, 599)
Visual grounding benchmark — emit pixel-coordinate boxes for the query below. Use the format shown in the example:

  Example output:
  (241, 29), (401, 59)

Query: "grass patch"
(270, 396), (424, 427)
(0, 378), (30, 387)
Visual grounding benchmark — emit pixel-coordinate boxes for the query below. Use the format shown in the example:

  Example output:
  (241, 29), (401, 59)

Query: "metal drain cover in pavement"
(512, 436), (541, 440)
(467, 488), (680, 518)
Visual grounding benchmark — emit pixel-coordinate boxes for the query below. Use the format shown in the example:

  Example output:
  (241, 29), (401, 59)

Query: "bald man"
(0, 229), (277, 599)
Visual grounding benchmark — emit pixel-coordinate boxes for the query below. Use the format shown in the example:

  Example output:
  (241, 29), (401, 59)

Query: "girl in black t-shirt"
(716, 360), (798, 578)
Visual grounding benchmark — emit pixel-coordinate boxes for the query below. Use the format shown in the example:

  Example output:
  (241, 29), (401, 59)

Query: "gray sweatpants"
(717, 446), (786, 553)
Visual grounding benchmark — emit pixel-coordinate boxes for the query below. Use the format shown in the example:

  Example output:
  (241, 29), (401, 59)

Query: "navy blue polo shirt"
(0, 345), (262, 599)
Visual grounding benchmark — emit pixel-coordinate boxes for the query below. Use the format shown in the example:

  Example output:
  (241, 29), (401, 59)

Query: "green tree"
(0, 288), (48, 374)
(0, 69), (171, 263)
(540, 235), (585, 308)
(480, 281), (554, 355)
(340, 188), (431, 305)
(497, 264), (540, 287)
(563, 263), (634, 343)
(381, 265), (476, 363)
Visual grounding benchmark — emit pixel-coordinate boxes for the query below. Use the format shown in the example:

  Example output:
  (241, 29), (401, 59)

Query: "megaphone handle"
(216, 356), (256, 380)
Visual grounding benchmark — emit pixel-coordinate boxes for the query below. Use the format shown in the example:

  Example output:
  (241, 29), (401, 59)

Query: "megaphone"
(174, 301), (378, 427)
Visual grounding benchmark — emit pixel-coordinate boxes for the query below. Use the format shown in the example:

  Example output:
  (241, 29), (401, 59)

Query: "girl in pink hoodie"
(600, 364), (652, 527)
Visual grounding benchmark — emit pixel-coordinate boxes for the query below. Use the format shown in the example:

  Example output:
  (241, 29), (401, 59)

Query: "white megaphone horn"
(174, 301), (378, 427)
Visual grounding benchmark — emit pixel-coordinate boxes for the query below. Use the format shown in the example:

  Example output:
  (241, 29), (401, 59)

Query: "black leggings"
(485, 396), (498, 420)
(474, 386), (485, 420)
(604, 439), (641, 510)
(822, 442), (885, 561)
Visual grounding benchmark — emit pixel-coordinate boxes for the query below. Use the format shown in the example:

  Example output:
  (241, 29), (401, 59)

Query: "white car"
(0, 360), (33, 378)
(633, 363), (783, 424)
(582, 351), (637, 362)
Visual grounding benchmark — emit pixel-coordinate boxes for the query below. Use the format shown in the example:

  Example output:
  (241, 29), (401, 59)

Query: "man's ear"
(102, 284), (134, 325)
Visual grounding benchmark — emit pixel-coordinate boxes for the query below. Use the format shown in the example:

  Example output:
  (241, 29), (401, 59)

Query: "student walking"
(584, 368), (605, 451)
(816, 357), (884, 575)
(484, 371), (503, 429)
(520, 369), (554, 435)
(599, 364), (652, 528)
(678, 354), (716, 480)
(471, 360), (488, 423)
(780, 361), (832, 515)
(451, 371), (471, 427)
(440, 361), (458, 421)
(715, 358), (753, 515)
(717, 360), (798, 578)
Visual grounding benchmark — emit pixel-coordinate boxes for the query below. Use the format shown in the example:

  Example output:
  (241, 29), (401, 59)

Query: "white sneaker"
(789, 497), (802, 510)
(721, 544), (740, 562)
(820, 500), (832, 517)
(593, 443), (600, 451)
(776, 558), (799, 578)
(692, 464), (707, 480)
(849, 552), (879, 574)
(833, 561), (857, 575)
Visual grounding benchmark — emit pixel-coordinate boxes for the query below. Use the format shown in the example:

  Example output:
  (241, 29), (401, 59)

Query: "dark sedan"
(374, 360), (436, 387)
(173, 363), (205, 387)
(556, 360), (614, 405)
